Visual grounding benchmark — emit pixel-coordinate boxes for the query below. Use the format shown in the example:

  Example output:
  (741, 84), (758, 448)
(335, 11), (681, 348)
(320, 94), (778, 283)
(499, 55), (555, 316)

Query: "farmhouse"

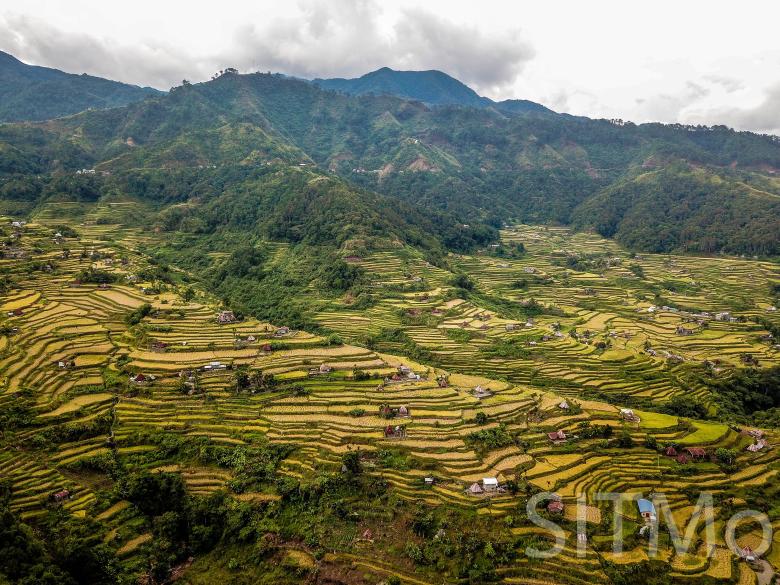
(384, 424), (407, 439)
(746, 439), (768, 452)
(684, 447), (707, 460)
(637, 498), (656, 522)
(275, 326), (291, 336)
(558, 400), (570, 410)
(547, 430), (567, 444)
(675, 325), (695, 336)
(129, 373), (148, 384)
(309, 363), (332, 376)
(217, 310), (236, 323)
(51, 489), (71, 503)
(482, 477), (498, 492)
(473, 385), (492, 399)
(203, 361), (227, 371)
(739, 546), (757, 562)
(468, 482), (483, 495)
(547, 500), (564, 514)
(620, 408), (640, 423)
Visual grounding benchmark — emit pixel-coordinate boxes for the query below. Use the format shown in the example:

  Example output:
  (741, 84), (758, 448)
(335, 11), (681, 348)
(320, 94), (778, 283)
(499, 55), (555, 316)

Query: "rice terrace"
(1, 205), (779, 584)
(2, 3), (780, 583)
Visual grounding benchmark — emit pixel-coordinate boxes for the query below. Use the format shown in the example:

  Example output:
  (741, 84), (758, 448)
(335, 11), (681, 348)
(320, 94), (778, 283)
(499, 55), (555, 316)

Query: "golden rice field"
(0, 217), (778, 583)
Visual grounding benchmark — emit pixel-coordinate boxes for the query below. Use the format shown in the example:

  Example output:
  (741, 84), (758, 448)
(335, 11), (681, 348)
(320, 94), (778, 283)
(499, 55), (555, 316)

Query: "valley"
(2, 204), (779, 584)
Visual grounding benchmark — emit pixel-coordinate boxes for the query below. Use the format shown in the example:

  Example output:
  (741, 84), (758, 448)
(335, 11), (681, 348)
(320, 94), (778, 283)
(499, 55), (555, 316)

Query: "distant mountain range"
(312, 66), (555, 115)
(0, 51), (779, 256)
(0, 50), (161, 123)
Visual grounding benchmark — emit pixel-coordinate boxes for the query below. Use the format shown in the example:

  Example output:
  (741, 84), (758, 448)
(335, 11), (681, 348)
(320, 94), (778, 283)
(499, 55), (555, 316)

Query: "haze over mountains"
(1, 50), (779, 257)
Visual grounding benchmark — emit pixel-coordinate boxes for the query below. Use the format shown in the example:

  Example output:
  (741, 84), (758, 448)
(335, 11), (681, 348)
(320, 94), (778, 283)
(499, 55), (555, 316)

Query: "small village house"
(637, 498), (656, 522)
(547, 430), (567, 444)
(620, 408), (640, 423)
(482, 477), (498, 492)
(51, 489), (71, 503)
(217, 310), (236, 324)
(547, 500), (564, 514)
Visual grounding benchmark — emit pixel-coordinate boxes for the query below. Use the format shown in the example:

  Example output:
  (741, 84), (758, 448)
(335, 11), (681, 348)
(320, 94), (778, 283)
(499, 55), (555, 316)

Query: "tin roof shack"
(637, 498), (657, 523)
(482, 477), (499, 492)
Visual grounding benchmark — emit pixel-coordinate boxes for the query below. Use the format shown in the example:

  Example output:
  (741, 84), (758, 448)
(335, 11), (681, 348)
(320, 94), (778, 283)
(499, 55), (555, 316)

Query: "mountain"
(1, 69), (779, 255)
(313, 66), (490, 107)
(0, 50), (161, 123)
(313, 66), (558, 116)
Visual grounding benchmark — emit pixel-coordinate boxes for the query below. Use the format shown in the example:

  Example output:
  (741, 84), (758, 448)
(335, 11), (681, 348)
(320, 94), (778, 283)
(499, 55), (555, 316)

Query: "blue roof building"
(637, 498), (657, 521)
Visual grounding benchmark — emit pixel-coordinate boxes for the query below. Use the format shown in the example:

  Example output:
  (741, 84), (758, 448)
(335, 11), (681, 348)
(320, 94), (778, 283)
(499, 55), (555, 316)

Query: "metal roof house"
(637, 498), (657, 522)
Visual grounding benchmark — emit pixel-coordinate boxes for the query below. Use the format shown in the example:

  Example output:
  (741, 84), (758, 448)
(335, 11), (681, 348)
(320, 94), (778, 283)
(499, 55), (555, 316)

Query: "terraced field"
(1, 216), (779, 584)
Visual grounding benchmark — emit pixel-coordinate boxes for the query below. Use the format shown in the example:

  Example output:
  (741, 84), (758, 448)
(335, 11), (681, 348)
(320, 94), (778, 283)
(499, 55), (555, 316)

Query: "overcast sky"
(2, 0), (779, 134)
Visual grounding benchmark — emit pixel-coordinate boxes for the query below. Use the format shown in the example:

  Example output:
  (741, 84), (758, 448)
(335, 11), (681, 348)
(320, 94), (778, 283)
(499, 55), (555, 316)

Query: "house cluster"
(473, 385), (492, 399)
(743, 429), (769, 452)
(308, 363), (333, 377)
(663, 446), (708, 464)
(202, 361), (227, 372)
(6, 309), (23, 317)
(467, 476), (504, 496)
(620, 408), (640, 423)
(675, 325), (696, 336)
(129, 373), (155, 384)
(547, 429), (568, 444)
(645, 347), (685, 362)
(386, 365), (420, 383)
(234, 335), (257, 347)
(379, 404), (410, 419)
(383, 424), (407, 439)
(216, 310), (236, 324)
(715, 311), (738, 323)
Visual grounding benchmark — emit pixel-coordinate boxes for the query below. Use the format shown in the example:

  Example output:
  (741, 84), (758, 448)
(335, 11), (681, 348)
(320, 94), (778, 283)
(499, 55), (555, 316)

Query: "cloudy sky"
(2, 0), (779, 134)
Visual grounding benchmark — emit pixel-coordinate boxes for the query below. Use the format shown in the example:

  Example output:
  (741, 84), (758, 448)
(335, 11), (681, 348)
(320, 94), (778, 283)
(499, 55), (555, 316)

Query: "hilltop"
(0, 50), (161, 123)
(1, 66), (779, 256)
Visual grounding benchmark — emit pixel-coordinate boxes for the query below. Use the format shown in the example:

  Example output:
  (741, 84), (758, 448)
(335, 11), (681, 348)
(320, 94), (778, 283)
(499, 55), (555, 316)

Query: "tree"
(715, 448), (737, 466)
(342, 450), (362, 474)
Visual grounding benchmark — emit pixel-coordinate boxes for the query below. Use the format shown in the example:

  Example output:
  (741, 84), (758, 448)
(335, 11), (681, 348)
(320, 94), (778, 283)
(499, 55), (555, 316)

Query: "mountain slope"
(313, 66), (558, 116)
(0, 50), (161, 123)
(313, 67), (490, 107)
(1, 69), (780, 254)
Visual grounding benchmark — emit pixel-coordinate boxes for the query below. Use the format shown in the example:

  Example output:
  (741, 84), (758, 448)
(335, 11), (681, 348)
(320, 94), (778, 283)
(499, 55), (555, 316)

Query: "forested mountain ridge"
(1, 68), (780, 254)
(313, 66), (558, 115)
(0, 50), (161, 123)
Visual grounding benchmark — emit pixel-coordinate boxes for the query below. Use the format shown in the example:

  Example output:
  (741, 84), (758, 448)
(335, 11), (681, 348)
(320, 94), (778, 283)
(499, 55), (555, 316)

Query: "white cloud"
(0, 0), (778, 134)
